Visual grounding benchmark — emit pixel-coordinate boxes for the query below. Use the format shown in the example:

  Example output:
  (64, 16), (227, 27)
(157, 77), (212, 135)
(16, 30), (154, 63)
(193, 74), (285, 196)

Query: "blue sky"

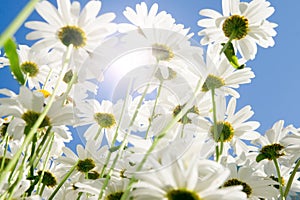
(0, 0), (300, 142)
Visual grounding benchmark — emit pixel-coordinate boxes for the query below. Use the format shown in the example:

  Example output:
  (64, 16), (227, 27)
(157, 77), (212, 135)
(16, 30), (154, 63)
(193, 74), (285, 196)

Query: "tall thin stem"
(0, 44), (73, 184)
(0, 133), (9, 172)
(145, 80), (163, 139)
(219, 31), (236, 55)
(284, 159), (300, 198)
(211, 88), (221, 162)
(99, 80), (131, 178)
(273, 158), (284, 200)
(120, 77), (204, 200)
(48, 162), (78, 200)
(37, 132), (55, 195)
(0, 0), (40, 47)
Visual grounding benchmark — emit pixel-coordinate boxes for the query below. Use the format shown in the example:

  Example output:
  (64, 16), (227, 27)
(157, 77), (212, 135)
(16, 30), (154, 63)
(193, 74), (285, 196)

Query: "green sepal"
(3, 38), (25, 85)
(221, 42), (245, 70)
(256, 153), (267, 163)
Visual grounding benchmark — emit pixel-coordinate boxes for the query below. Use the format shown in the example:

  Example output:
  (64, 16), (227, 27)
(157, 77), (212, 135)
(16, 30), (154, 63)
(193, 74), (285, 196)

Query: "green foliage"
(3, 38), (25, 85)
(222, 42), (245, 70)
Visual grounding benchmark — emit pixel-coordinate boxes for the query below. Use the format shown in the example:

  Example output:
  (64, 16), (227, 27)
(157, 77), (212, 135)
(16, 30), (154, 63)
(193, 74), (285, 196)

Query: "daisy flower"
(132, 153), (247, 199)
(75, 99), (128, 146)
(198, 0), (277, 60)
(0, 174), (31, 199)
(198, 96), (260, 157)
(119, 2), (192, 37)
(16, 45), (58, 90)
(254, 120), (300, 167)
(200, 45), (255, 98)
(259, 162), (300, 199)
(73, 177), (130, 200)
(149, 88), (211, 140)
(57, 140), (108, 181)
(224, 163), (279, 199)
(0, 86), (74, 140)
(25, 0), (117, 67)
(120, 27), (201, 87)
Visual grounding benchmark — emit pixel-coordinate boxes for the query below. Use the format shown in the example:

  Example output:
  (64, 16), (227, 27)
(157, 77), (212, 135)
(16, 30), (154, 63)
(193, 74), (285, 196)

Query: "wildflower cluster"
(0, 0), (299, 200)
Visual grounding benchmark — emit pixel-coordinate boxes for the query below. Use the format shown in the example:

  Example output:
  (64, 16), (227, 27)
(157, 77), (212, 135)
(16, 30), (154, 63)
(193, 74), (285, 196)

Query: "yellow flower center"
(202, 74), (225, 92)
(152, 43), (174, 61)
(222, 15), (249, 40)
(94, 113), (116, 129)
(210, 121), (234, 142)
(21, 61), (39, 77)
(172, 104), (199, 124)
(58, 25), (87, 48)
(166, 189), (202, 200)
(223, 178), (252, 198)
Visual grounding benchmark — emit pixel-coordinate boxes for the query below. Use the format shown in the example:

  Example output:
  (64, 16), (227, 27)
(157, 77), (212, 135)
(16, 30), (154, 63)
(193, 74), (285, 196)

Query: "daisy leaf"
(4, 38), (25, 85)
(221, 42), (245, 70)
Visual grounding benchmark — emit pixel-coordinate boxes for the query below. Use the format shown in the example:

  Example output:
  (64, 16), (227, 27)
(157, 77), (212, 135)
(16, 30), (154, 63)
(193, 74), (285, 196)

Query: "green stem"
(99, 79), (132, 178)
(145, 80), (163, 139)
(0, 0), (40, 48)
(62, 71), (78, 105)
(48, 161), (78, 200)
(30, 126), (52, 168)
(211, 88), (221, 161)
(37, 132), (55, 195)
(215, 145), (220, 162)
(0, 44), (73, 185)
(39, 184), (46, 197)
(219, 133), (224, 156)
(93, 127), (102, 141)
(121, 77), (205, 200)
(180, 124), (185, 138)
(219, 31), (236, 55)
(0, 133), (9, 172)
(42, 68), (53, 90)
(33, 132), (53, 168)
(6, 147), (28, 200)
(273, 158), (284, 200)
(284, 159), (300, 198)
(98, 130), (129, 200)
(120, 134), (164, 200)
(29, 134), (37, 180)
(76, 192), (83, 200)
(98, 65), (160, 196)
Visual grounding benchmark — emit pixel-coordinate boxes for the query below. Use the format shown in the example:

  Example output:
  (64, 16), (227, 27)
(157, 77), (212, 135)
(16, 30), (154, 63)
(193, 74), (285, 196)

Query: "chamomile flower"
(119, 2), (192, 37)
(119, 2), (174, 31)
(149, 88), (211, 140)
(223, 163), (279, 199)
(75, 99), (127, 146)
(73, 177), (130, 200)
(132, 153), (246, 200)
(258, 162), (300, 198)
(16, 45), (57, 90)
(200, 45), (255, 98)
(0, 86), (74, 140)
(25, 0), (117, 68)
(198, 96), (260, 157)
(57, 140), (107, 181)
(198, 0), (277, 60)
(0, 174), (30, 199)
(121, 27), (200, 82)
(254, 120), (300, 167)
